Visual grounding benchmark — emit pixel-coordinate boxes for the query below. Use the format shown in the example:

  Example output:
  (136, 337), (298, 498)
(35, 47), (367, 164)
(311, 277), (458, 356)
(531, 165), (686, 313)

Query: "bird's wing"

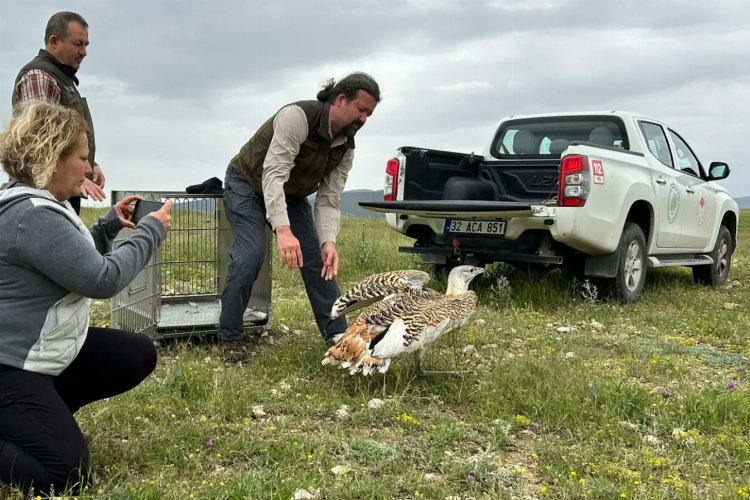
(330, 269), (431, 319)
(358, 288), (442, 327)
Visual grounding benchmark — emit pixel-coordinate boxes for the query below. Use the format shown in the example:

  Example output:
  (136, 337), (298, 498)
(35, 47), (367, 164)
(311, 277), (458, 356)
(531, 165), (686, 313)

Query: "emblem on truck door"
(697, 189), (707, 225)
(667, 185), (680, 223)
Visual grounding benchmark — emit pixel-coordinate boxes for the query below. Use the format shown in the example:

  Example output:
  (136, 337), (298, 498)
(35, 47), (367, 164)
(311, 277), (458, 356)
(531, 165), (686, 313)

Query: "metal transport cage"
(110, 191), (271, 340)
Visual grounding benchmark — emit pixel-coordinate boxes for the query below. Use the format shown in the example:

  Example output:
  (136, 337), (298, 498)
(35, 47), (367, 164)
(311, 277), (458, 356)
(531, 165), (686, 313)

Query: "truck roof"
(498, 110), (662, 124)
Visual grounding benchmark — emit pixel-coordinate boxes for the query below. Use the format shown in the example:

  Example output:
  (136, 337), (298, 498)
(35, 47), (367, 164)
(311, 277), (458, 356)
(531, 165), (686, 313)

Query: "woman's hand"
(114, 195), (142, 229)
(148, 200), (174, 232)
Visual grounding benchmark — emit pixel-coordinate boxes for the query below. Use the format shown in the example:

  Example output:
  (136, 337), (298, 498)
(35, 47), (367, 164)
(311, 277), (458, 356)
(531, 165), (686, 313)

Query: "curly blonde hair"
(0, 102), (87, 188)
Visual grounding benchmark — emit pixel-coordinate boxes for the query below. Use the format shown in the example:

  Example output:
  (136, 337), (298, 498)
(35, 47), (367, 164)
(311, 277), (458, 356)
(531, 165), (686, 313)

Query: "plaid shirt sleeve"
(13, 70), (61, 105)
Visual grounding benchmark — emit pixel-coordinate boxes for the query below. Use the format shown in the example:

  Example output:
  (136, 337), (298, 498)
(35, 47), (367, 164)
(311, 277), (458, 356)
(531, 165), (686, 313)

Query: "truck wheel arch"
(719, 210), (737, 252)
(583, 200), (653, 278)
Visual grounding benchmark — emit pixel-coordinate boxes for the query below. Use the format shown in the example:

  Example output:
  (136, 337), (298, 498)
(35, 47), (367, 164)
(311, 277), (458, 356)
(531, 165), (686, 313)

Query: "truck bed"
(399, 146), (560, 203)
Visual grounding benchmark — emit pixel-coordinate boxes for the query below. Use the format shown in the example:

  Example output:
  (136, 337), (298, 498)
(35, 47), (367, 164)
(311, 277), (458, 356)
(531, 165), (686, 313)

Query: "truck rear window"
(490, 116), (629, 159)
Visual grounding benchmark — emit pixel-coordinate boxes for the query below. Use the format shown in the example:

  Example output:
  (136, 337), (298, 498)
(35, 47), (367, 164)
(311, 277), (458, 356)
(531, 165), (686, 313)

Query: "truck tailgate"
(359, 200), (534, 220)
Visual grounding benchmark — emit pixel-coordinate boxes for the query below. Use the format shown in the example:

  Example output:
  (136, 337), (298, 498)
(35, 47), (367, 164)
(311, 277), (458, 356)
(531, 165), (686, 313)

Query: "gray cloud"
(1, 0), (749, 199)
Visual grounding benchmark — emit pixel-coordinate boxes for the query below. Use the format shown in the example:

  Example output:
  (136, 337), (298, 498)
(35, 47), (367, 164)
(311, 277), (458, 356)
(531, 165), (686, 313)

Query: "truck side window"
(668, 129), (703, 178)
(639, 121), (673, 168)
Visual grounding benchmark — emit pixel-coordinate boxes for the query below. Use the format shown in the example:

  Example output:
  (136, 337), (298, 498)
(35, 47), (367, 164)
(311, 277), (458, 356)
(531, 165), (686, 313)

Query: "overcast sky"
(1, 0), (749, 204)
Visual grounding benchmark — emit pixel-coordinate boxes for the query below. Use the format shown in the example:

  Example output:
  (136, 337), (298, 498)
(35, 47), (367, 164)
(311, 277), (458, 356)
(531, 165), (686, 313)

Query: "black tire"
(692, 225), (732, 286)
(610, 223), (647, 304)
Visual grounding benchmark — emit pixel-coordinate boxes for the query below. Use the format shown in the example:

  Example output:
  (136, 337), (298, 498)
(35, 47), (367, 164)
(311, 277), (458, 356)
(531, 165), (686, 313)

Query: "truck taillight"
(558, 154), (591, 207)
(384, 158), (400, 201)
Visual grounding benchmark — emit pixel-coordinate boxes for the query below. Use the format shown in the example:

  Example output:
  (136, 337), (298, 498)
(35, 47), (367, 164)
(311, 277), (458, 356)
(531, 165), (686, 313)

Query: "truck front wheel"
(692, 225), (732, 286)
(611, 223), (647, 304)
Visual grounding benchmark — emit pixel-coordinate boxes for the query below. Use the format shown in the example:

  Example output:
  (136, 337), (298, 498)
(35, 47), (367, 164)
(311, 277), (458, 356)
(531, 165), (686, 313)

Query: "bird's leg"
(415, 346), (469, 377)
(415, 347), (425, 376)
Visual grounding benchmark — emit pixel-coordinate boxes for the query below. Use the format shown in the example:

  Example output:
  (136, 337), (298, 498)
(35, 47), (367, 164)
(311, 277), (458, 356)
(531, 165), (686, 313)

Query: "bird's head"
(445, 265), (484, 296)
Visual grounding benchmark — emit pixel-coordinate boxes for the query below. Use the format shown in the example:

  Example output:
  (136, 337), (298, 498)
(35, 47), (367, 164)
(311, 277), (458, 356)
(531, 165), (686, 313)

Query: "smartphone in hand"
(131, 199), (165, 224)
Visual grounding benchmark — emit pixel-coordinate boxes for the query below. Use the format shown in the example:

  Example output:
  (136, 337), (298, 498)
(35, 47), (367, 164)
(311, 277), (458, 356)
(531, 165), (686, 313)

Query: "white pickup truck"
(361, 111), (739, 303)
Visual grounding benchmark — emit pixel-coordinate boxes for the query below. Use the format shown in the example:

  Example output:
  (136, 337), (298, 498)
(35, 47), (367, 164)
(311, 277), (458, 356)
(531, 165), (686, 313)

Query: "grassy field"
(5, 209), (750, 499)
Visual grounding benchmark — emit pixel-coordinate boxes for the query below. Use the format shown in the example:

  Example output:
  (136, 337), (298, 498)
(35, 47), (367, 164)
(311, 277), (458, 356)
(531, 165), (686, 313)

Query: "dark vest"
(12, 49), (96, 166)
(231, 100), (354, 200)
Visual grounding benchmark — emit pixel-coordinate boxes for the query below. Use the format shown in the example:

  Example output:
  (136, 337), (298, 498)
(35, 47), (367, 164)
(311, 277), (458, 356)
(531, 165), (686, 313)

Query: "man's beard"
(341, 120), (364, 138)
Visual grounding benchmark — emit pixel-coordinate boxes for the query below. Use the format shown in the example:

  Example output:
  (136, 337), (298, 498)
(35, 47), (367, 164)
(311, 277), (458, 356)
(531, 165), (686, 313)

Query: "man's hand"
(91, 163), (106, 189)
(276, 226), (303, 271)
(321, 241), (338, 280)
(80, 178), (106, 202)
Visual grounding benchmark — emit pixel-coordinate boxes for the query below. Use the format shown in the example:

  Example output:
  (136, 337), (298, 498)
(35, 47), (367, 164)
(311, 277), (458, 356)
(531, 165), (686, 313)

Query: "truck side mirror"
(707, 161), (730, 180)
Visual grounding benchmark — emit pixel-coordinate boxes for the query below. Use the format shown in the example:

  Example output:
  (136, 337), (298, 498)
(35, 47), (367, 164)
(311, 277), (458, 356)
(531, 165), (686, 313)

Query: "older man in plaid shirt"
(11, 11), (105, 213)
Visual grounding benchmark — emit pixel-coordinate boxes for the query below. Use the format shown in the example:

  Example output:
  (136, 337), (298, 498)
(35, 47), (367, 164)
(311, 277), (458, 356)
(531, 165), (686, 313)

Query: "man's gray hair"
(45, 11), (89, 45)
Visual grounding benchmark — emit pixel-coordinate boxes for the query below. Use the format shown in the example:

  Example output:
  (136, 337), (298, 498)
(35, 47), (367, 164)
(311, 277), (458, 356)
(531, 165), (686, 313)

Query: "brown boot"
(221, 339), (248, 363)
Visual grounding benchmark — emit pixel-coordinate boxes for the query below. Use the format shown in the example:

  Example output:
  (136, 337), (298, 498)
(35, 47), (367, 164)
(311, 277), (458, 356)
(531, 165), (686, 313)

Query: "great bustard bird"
(322, 266), (484, 375)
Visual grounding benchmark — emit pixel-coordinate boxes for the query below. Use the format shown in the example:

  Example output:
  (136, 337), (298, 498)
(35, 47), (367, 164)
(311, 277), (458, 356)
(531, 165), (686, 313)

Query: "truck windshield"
(491, 116), (628, 159)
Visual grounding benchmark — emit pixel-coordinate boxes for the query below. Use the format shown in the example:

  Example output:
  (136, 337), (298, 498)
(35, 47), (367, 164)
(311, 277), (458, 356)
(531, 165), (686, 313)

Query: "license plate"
(444, 219), (506, 235)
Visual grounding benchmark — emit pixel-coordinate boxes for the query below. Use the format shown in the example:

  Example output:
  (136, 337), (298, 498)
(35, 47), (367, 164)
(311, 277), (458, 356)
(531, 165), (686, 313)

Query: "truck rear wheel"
(692, 225), (732, 286)
(610, 223), (647, 304)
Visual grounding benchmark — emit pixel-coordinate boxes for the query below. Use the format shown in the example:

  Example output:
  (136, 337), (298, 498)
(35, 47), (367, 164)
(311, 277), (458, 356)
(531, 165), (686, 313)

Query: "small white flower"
(292, 488), (319, 499)
(330, 465), (349, 476)
(643, 435), (661, 446)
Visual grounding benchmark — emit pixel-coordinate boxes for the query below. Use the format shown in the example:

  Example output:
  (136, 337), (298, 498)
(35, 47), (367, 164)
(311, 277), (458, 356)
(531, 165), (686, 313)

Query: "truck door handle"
(686, 188), (695, 194)
(655, 177), (667, 185)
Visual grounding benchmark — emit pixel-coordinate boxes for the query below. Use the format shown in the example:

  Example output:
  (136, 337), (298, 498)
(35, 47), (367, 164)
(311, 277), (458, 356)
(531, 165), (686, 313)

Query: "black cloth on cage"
(185, 177), (224, 195)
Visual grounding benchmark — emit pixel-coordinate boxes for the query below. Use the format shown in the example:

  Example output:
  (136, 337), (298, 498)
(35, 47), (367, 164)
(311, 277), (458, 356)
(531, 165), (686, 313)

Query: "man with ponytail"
(218, 72), (380, 363)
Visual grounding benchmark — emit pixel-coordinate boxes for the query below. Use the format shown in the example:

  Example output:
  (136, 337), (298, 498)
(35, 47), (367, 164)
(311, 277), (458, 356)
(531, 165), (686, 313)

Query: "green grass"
(4, 210), (750, 499)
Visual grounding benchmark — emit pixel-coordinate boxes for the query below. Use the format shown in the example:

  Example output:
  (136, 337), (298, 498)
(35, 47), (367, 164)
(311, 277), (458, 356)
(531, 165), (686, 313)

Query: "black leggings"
(0, 327), (157, 495)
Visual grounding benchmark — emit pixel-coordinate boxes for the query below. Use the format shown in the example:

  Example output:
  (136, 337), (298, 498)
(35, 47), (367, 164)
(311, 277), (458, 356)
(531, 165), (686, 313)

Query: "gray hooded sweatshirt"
(0, 180), (166, 375)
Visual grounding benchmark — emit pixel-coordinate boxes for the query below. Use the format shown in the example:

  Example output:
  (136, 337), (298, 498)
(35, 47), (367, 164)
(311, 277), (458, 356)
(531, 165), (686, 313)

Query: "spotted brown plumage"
(323, 266), (484, 375)
(323, 289), (440, 369)
(328, 270), (431, 321)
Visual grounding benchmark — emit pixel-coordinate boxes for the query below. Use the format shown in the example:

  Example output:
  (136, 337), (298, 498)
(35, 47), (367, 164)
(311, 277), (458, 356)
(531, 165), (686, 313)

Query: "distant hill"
(310, 189), (385, 218)
(737, 196), (750, 209)
(172, 189), (385, 218)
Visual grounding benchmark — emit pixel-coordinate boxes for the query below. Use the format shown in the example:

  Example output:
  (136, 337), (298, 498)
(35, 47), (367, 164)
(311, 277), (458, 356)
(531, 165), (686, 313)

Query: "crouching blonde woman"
(0, 102), (172, 496)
